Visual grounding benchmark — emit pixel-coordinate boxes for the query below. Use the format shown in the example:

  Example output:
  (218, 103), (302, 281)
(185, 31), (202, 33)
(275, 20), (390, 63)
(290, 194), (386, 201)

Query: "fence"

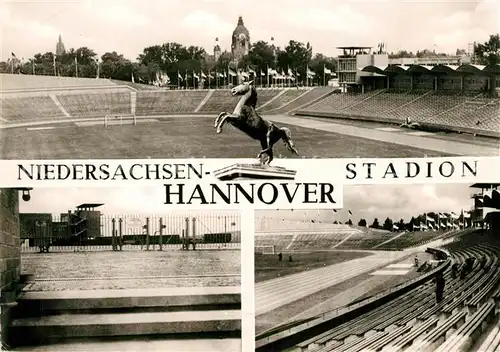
(20, 212), (241, 253)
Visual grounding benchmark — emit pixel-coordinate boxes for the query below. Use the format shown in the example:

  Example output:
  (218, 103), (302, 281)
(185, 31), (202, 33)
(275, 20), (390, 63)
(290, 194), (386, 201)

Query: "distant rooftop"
(337, 46), (372, 49)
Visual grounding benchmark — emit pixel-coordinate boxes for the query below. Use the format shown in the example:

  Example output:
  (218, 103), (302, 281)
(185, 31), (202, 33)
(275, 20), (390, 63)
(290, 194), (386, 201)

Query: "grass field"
(254, 250), (372, 283)
(1, 116), (451, 159)
(22, 250), (240, 290)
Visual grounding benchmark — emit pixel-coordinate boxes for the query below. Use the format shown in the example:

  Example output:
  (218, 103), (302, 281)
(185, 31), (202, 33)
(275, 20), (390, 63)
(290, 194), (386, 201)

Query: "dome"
(232, 16), (249, 38)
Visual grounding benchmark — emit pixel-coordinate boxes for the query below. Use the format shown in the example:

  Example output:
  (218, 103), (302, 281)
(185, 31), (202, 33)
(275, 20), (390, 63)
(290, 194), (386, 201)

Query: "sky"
(19, 183), (474, 224)
(1, 0), (498, 61)
(257, 183), (474, 224)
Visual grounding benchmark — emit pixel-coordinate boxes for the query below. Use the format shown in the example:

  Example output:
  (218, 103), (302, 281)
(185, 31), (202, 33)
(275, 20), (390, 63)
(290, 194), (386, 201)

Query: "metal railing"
(20, 212), (241, 253)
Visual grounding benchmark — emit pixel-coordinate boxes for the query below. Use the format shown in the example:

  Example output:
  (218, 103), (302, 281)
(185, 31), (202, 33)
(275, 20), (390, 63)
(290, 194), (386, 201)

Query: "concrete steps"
(9, 286), (241, 347)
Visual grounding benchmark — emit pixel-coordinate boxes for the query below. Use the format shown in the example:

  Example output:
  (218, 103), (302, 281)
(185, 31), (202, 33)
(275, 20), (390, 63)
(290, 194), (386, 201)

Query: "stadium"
(0, 188), (241, 351)
(254, 183), (500, 352)
(1, 17), (499, 159)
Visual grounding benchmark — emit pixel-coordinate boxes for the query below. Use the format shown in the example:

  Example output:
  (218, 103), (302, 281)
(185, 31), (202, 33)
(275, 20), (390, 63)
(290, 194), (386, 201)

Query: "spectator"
(289, 255), (293, 262)
(435, 272), (445, 303)
(278, 252), (282, 261)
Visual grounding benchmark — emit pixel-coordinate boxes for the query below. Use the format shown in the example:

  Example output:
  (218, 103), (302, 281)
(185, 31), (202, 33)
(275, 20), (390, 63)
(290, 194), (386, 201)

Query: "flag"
(393, 224), (399, 230)
(426, 215), (435, 222)
(267, 67), (276, 75)
(348, 210), (352, 215)
(178, 71), (183, 81)
(438, 213), (447, 219)
(248, 67), (256, 75)
(324, 66), (332, 74)
(450, 212), (459, 219)
(228, 68), (237, 77)
(131, 72), (135, 83)
(307, 67), (315, 77)
(201, 71), (207, 79)
(11, 52), (16, 58)
(193, 72), (199, 79)
(260, 70), (265, 76)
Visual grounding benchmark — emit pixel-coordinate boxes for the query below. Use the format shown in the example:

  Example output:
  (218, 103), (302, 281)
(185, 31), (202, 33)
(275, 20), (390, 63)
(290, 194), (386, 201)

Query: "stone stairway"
(8, 286), (241, 348)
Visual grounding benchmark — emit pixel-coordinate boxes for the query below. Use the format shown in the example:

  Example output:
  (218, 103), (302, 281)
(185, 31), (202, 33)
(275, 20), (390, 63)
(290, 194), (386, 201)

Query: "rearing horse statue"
(214, 80), (299, 165)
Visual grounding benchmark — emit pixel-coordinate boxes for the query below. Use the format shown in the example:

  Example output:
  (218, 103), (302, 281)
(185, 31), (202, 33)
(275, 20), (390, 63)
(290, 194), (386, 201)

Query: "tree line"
(1, 33), (497, 86)
(0, 39), (336, 87)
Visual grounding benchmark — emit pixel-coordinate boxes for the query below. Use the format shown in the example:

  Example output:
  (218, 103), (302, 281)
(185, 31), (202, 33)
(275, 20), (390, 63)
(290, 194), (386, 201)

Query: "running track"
(268, 115), (499, 156)
(255, 250), (409, 316)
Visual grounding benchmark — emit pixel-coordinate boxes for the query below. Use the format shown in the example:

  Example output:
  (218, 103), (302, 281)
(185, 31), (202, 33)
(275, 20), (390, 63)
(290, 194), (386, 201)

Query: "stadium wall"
(0, 189), (20, 348)
(294, 109), (500, 139)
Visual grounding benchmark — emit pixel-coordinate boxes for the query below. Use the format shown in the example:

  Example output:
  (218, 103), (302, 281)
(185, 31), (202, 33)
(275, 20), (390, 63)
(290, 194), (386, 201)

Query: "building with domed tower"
(231, 16), (250, 63)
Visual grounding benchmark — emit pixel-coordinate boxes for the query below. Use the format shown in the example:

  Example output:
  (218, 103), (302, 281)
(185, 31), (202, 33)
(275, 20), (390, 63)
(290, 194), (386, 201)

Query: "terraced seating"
(406, 311), (468, 352)
(335, 230), (399, 250)
(286, 232), (354, 250)
(254, 235), (294, 252)
(0, 73), (117, 92)
(476, 321), (500, 352)
(297, 88), (500, 135)
(57, 92), (131, 117)
(258, 89), (309, 112)
(307, 91), (377, 113)
(286, 230), (500, 352)
(135, 90), (207, 115)
(434, 302), (497, 352)
(271, 87), (334, 114)
(376, 230), (448, 250)
(197, 89), (281, 113)
(0, 95), (64, 121)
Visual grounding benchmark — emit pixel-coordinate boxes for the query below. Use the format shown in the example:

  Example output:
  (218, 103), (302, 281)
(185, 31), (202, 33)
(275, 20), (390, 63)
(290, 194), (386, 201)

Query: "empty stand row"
(298, 89), (500, 135)
(254, 229), (452, 252)
(0, 88), (315, 123)
(284, 230), (500, 352)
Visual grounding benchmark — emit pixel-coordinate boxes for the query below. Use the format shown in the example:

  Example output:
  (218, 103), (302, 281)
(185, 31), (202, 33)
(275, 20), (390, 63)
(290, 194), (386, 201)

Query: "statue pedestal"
(213, 163), (296, 181)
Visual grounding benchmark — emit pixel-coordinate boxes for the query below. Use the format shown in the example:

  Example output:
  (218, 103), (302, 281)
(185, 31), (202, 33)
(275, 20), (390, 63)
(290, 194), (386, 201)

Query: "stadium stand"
(296, 88), (500, 137)
(0, 95), (65, 121)
(57, 91), (131, 117)
(261, 86), (335, 114)
(135, 90), (208, 115)
(0, 73), (117, 92)
(256, 228), (500, 352)
(257, 88), (311, 112)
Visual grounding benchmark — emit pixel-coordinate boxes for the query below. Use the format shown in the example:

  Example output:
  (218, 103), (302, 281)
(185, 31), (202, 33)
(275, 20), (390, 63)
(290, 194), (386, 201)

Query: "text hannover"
(164, 183), (337, 205)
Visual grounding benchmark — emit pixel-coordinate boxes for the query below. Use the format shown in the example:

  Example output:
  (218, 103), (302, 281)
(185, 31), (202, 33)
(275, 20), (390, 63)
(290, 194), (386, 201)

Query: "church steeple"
(56, 34), (66, 56)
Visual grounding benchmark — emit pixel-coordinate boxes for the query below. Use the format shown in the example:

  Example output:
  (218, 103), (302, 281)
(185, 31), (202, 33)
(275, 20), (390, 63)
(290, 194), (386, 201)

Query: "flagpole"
(177, 70), (180, 90)
(323, 64), (326, 87)
(75, 56), (78, 78)
(267, 64), (269, 88)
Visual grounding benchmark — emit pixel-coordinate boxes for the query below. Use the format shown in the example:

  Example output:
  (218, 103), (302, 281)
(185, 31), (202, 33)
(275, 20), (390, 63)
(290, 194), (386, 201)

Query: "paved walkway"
(268, 115), (499, 156)
(11, 338), (241, 352)
(255, 251), (408, 316)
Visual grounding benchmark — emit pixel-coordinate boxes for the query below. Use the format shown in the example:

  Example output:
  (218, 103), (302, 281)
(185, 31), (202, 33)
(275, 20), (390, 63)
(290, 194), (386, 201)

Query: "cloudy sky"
(18, 185), (236, 216)
(258, 183), (474, 224)
(1, 0), (498, 61)
(18, 183), (475, 224)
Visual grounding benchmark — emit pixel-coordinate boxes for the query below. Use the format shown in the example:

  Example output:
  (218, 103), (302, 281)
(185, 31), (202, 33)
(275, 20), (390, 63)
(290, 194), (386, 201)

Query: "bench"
(434, 302), (496, 352)
(361, 324), (411, 352)
(406, 310), (467, 352)
(466, 269), (500, 313)
(385, 317), (439, 351)
(441, 272), (492, 316)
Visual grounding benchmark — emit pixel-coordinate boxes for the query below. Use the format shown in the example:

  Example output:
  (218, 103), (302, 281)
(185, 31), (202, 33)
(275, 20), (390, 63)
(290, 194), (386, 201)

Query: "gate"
(20, 211), (241, 253)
